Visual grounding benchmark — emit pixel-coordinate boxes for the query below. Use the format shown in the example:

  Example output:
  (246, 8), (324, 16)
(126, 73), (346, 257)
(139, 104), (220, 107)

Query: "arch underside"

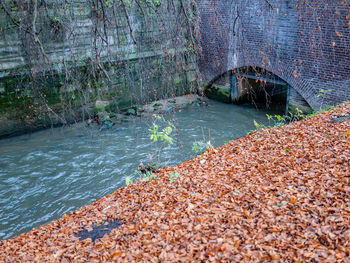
(207, 66), (313, 114)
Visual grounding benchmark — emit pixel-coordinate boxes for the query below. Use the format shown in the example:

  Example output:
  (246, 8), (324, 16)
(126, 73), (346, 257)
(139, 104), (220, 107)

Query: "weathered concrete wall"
(198, 0), (350, 111)
(0, 1), (195, 77)
(0, 0), (197, 137)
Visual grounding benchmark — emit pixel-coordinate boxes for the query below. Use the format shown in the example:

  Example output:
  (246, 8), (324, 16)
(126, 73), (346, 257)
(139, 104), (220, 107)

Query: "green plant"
(192, 128), (215, 155)
(303, 104), (339, 120)
(126, 170), (157, 186)
(125, 176), (133, 186)
(146, 0), (161, 6)
(246, 131), (253, 136)
(169, 172), (180, 183)
(249, 109), (308, 136)
(127, 114), (175, 187)
(148, 114), (175, 144)
(264, 114), (286, 127)
(147, 114), (176, 163)
(192, 140), (214, 155)
(261, 108), (306, 130)
(141, 171), (157, 182)
(253, 119), (266, 129)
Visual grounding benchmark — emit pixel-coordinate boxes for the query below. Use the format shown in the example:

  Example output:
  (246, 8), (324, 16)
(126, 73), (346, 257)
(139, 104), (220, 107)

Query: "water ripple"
(0, 101), (281, 240)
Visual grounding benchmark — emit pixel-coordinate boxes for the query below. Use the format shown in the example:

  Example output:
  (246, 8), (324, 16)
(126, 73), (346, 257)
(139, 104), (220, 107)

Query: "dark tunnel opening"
(206, 66), (290, 114)
(231, 67), (289, 114)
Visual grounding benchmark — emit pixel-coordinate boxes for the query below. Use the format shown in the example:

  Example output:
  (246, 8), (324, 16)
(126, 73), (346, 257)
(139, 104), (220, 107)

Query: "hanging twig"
(179, 0), (197, 53)
(265, 0), (273, 9)
(0, 2), (31, 35)
(98, 0), (111, 54)
(134, 0), (148, 29)
(2, 0), (51, 68)
(120, 0), (137, 45)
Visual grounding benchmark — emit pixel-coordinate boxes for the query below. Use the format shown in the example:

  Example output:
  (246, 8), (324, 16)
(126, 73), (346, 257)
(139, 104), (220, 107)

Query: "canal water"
(0, 100), (282, 240)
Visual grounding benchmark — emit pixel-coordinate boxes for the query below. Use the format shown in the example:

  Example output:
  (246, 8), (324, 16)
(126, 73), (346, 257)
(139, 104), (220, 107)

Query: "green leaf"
(125, 176), (133, 186)
(253, 120), (261, 129)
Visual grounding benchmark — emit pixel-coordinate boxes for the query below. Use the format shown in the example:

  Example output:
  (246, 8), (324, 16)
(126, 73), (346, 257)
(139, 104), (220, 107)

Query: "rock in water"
(95, 100), (110, 112)
(100, 119), (114, 131)
(138, 163), (157, 174)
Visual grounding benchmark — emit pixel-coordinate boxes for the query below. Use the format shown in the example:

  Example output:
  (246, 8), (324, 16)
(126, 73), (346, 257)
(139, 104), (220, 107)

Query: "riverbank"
(90, 94), (207, 128)
(0, 103), (349, 262)
(0, 99), (277, 241)
(0, 94), (206, 139)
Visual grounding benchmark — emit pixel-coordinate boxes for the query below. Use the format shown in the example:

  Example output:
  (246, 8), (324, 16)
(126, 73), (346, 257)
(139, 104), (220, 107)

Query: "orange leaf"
(112, 251), (122, 258)
(336, 31), (343, 37)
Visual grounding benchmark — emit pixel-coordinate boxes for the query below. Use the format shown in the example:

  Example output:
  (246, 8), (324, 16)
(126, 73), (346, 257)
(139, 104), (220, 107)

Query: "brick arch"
(198, 0), (350, 111)
(207, 63), (314, 110)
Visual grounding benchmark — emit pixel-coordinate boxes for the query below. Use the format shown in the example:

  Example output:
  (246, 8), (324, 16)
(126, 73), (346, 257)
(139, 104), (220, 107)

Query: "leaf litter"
(0, 103), (349, 262)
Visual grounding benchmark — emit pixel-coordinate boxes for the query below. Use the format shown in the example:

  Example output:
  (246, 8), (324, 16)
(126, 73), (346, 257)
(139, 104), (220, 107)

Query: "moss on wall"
(204, 84), (231, 103)
(0, 0), (199, 137)
(0, 54), (197, 137)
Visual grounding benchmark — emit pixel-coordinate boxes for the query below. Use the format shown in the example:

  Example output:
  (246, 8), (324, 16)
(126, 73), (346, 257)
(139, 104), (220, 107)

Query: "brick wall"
(198, 0), (350, 110)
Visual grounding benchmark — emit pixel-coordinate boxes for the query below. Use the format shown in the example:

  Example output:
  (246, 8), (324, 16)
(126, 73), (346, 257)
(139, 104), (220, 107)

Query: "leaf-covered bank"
(0, 103), (349, 262)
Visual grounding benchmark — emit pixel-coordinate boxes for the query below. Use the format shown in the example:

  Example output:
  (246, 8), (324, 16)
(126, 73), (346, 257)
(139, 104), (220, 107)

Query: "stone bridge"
(198, 0), (350, 111)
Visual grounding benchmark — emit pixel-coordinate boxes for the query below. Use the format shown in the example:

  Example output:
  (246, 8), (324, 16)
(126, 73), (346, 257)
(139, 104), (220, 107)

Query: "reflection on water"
(0, 100), (281, 240)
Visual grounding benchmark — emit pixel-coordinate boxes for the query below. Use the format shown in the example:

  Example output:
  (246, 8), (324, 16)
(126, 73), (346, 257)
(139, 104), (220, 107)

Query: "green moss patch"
(204, 84), (231, 103)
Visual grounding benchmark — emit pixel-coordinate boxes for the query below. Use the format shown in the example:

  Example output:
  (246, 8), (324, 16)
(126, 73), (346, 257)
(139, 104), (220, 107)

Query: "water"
(0, 100), (282, 240)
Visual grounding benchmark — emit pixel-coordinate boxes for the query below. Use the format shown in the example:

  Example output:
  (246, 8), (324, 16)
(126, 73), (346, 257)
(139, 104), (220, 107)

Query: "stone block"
(95, 100), (110, 112)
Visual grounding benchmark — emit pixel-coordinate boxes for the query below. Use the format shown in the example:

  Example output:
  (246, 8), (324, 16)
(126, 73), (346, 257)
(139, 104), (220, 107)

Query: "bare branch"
(120, 0), (137, 45)
(0, 2), (31, 35)
(265, 0), (273, 9)
(31, 0), (50, 66)
(179, 0), (197, 52)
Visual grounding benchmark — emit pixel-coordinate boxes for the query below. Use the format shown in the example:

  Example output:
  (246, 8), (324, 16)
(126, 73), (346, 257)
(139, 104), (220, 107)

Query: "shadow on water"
(0, 100), (282, 240)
